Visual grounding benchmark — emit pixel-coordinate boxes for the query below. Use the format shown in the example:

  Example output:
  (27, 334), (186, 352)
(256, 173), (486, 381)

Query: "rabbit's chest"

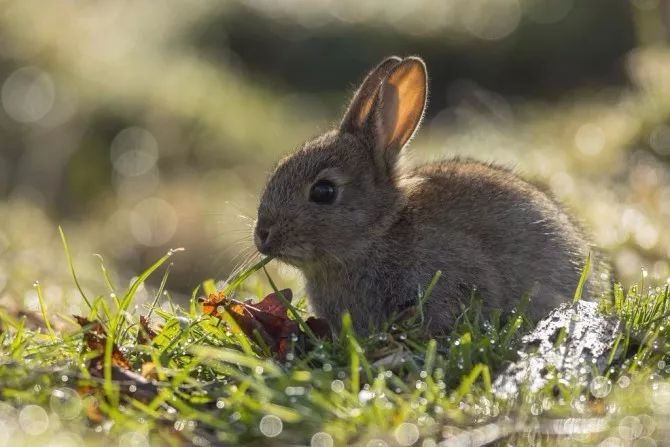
(304, 260), (417, 332)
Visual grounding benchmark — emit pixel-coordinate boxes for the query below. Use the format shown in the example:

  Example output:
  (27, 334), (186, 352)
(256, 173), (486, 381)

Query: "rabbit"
(253, 56), (609, 335)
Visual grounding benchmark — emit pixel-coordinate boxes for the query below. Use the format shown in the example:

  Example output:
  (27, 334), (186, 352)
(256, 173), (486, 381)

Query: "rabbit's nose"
(254, 223), (273, 253)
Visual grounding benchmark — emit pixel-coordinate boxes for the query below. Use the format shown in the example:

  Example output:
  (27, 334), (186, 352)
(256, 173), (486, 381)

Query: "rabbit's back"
(403, 159), (602, 325)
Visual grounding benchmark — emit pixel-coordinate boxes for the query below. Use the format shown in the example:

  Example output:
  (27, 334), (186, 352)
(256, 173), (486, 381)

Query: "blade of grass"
(453, 363), (491, 401)
(34, 281), (56, 341)
(59, 226), (92, 311)
(573, 251), (592, 303)
(422, 271), (442, 304)
(202, 279), (217, 296)
(189, 285), (201, 318)
(94, 254), (117, 293)
(217, 309), (255, 356)
(105, 248), (183, 406)
(222, 256), (272, 295)
(262, 265), (318, 343)
(416, 271), (442, 325)
(424, 339), (437, 375)
(341, 313), (372, 391)
(147, 262), (172, 319)
(190, 345), (282, 376)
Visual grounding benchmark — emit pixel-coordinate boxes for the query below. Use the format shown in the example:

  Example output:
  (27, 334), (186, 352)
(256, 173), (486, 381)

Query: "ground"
(1, 244), (669, 446)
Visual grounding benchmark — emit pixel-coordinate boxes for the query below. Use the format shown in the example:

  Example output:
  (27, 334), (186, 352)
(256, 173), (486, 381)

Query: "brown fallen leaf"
(137, 315), (158, 344)
(201, 289), (331, 360)
(73, 316), (160, 424)
(73, 315), (130, 370)
(141, 361), (158, 380)
(83, 395), (105, 424)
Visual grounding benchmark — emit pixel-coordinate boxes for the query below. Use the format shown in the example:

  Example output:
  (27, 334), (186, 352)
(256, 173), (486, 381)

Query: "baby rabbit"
(254, 56), (607, 335)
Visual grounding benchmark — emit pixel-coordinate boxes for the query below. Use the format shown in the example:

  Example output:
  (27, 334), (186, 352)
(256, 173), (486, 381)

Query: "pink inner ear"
(380, 61), (427, 151)
(380, 86), (400, 144)
(341, 57), (402, 133)
(355, 94), (377, 128)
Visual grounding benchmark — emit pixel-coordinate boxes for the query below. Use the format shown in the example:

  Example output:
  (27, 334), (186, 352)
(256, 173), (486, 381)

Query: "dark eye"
(309, 180), (337, 204)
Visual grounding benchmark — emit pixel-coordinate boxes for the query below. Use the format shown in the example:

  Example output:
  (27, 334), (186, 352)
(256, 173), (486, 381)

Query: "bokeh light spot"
(330, 379), (345, 393)
(589, 376), (612, 399)
(575, 123), (606, 155)
(259, 415), (283, 437)
(117, 431), (149, 447)
(18, 405), (49, 436)
(0, 403), (18, 447)
(462, 0), (521, 41)
(395, 422), (420, 446)
(598, 437), (624, 447)
(1, 66), (55, 123)
(45, 431), (84, 447)
(111, 127), (159, 177)
(311, 431), (334, 447)
(618, 415), (643, 441)
(50, 388), (82, 420)
(130, 197), (178, 246)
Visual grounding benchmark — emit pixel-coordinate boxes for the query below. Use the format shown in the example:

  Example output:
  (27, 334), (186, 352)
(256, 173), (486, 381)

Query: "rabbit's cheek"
(278, 242), (316, 266)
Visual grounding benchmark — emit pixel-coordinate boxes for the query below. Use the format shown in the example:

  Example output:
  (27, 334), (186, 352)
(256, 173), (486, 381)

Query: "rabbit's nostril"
(255, 225), (272, 250)
(257, 227), (270, 243)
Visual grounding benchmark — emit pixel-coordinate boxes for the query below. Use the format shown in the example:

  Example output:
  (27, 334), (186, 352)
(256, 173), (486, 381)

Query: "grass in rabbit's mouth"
(0, 235), (670, 446)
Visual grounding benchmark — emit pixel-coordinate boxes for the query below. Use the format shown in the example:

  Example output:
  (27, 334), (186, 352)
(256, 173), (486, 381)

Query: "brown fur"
(254, 57), (609, 335)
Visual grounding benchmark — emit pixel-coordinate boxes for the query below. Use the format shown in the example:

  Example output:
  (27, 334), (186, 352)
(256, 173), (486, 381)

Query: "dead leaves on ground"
(138, 315), (158, 344)
(69, 286), (330, 426)
(201, 289), (332, 360)
(73, 315), (159, 419)
(73, 315), (131, 371)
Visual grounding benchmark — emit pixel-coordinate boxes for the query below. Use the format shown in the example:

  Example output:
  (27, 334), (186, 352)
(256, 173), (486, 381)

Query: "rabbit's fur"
(254, 56), (608, 335)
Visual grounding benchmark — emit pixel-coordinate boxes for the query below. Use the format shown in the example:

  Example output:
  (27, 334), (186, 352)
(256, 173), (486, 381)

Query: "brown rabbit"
(254, 56), (608, 335)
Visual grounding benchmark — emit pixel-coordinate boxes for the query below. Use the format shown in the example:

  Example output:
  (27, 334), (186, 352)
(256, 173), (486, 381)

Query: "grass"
(0, 242), (670, 446)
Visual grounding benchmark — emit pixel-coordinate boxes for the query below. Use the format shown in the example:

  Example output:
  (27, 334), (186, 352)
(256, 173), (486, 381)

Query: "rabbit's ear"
(373, 57), (427, 167)
(340, 57), (402, 134)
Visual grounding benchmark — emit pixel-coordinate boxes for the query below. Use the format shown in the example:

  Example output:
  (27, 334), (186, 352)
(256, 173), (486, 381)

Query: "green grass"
(0, 243), (670, 446)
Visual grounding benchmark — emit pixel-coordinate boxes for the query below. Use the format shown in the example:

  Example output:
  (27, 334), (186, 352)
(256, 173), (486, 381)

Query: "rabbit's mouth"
(274, 246), (314, 265)
(254, 222), (317, 265)
(271, 245), (319, 267)
(256, 244), (306, 266)
(274, 254), (302, 266)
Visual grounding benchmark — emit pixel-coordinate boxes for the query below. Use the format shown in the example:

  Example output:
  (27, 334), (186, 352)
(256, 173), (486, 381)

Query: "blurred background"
(1, 0), (669, 319)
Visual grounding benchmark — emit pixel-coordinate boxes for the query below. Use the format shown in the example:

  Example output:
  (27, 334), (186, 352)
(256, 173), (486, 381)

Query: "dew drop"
(259, 415), (283, 437)
(617, 375), (631, 389)
(311, 431), (334, 447)
(50, 388), (82, 420)
(331, 380), (344, 393)
(18, 405), (49, 436)
(394, 423), (420, 446)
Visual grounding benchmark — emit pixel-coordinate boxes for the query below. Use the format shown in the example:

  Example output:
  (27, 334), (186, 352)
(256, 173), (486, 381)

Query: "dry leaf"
(201, 289), (331, 360)
(73, 315), (130, 370)
(138, 315), (158, 344)
(141, 361), (158, 380)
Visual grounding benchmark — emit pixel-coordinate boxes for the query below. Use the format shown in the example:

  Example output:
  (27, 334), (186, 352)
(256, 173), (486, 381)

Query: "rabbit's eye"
(309, 180), (337, 204)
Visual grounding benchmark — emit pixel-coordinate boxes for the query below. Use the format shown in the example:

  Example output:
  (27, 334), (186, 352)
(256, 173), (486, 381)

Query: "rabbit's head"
(255, 57), (427, 267)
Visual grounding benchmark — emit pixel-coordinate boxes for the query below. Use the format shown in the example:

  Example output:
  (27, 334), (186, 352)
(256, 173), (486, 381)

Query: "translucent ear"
(340, 57), (401, 134)
(375, 57), (428, 155)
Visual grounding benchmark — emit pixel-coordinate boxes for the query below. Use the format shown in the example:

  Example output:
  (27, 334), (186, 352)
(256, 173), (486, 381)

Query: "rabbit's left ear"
(341, 56), (402, 134)
(372, 57), (427, 170)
